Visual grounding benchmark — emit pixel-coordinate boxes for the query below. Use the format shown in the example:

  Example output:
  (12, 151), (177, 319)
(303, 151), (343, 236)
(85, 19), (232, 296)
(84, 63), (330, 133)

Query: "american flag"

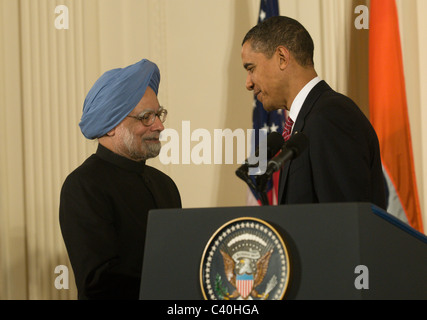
(248, 0), (285, 206)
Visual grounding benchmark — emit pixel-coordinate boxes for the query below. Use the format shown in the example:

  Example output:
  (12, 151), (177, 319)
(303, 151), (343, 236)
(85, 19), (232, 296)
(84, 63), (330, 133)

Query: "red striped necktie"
(282, 116), (294, 142)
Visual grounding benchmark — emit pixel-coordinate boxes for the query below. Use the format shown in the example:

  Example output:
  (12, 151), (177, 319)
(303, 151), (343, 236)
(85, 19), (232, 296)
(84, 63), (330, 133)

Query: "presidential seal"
(200, 217), (290, 300)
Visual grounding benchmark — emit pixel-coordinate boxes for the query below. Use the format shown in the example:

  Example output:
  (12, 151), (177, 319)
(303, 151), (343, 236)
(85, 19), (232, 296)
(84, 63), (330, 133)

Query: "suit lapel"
(278, 81), (332, 204)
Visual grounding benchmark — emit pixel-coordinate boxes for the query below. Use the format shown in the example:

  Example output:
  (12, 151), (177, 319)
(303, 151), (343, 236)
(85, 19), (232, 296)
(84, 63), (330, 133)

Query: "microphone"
(236, 131), (284, 172)
(235, 131), (284, 190)
(263, 131), (309, 178)
(247, 131), (285, 166)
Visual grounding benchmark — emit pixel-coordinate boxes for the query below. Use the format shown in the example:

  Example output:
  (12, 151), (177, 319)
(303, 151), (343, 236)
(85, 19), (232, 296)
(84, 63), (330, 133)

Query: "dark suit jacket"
(60, 144), (182, 299)
(279, 80), (386, 209)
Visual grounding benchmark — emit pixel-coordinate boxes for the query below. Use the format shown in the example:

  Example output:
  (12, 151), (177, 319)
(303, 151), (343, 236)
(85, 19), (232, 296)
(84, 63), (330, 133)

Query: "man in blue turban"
(59, 59), (182, 300)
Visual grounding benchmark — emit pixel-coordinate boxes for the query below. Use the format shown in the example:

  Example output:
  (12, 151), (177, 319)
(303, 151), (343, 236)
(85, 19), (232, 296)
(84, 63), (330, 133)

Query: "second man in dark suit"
(241, 16), (386, 209)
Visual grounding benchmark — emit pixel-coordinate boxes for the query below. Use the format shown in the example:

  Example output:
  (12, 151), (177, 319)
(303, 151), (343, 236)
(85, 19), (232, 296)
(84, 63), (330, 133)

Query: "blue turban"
(79, 59), (160, 139)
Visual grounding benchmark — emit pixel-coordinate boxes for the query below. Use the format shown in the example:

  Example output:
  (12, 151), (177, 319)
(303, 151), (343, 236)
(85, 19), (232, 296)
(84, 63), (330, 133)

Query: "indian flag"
(369, 0), (424, 233)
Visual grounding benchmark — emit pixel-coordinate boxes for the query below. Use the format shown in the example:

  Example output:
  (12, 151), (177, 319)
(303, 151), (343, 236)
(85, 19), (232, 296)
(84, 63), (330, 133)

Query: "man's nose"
(151, 115), (164, 132)
(245, 74), (254, 91)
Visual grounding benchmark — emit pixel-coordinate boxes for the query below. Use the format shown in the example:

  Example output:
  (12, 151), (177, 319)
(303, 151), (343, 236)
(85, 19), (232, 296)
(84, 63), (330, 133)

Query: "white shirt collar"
(288, 76), (321, 123)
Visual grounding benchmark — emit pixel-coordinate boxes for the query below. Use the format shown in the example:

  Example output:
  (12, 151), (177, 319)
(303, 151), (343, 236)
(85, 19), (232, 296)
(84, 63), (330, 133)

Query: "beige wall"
(0, 0), (426, 299)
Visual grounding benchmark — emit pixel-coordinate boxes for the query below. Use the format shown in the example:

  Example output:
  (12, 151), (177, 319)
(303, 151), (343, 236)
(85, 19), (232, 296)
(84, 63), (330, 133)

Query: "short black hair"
(242, 16), (314, 67)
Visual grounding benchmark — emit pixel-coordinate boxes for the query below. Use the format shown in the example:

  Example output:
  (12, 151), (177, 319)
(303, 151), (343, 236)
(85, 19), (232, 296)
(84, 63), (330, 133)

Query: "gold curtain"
(1, 0), (170, 300)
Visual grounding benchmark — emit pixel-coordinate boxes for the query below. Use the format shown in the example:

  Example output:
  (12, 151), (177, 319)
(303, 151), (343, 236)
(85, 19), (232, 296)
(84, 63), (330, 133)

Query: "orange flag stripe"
(369, 0), (424, 232)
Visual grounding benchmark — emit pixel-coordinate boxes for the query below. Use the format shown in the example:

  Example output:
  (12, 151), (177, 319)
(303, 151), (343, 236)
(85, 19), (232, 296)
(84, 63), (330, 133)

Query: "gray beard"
(121, 127), (161, 161)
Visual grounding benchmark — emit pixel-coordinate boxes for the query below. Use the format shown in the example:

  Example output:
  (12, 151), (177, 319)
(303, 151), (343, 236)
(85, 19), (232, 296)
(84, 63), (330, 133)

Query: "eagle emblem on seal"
(200, 218), (290, 300)
(220, 249), (274, 299)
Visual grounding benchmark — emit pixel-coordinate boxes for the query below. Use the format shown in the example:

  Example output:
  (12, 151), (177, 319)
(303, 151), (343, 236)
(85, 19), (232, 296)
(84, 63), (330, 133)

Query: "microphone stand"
(236, 165), (272, 206)
(236, 132), (309, 207)
(258, 190), (270, 206)
(256, 172), (272, 206)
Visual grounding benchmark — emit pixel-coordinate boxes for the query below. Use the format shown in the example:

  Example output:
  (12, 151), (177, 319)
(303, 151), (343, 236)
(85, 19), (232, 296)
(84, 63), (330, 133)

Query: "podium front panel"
(139, 203), (427, 300)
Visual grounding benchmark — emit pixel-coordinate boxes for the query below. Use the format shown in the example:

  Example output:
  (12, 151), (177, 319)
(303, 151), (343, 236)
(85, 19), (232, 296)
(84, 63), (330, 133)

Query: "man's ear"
(106, 127), (116, 137)
(276, 46), (290, 70)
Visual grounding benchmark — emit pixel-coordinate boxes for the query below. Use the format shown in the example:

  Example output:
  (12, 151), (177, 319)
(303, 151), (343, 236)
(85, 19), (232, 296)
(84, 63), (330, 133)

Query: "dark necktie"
(282, 117), (294, 142)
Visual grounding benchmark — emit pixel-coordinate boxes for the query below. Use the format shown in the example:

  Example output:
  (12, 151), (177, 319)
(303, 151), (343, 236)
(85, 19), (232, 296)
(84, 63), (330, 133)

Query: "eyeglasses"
(127, 107), (168, 127)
